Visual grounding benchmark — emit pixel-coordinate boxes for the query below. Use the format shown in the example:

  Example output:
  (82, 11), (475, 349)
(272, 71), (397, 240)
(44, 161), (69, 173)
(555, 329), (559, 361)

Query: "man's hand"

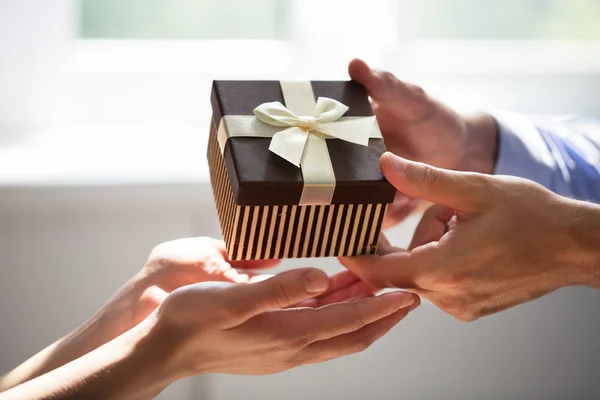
(348, 59), (499, 227)
(340, 152), (600, 321)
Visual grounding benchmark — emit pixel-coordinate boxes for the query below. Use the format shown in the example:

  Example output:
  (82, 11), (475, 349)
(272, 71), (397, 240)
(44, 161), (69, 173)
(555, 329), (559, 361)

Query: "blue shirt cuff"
(492, 111), (557, 190)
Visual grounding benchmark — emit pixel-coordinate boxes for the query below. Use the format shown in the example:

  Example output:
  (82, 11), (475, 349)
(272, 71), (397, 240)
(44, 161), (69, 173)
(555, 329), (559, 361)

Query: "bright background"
(1, 1), (600, 399)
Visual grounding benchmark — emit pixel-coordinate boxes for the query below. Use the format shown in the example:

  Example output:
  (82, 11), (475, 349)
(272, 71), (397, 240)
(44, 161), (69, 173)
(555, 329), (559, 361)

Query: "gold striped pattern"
(207, 119), (239, 249)
(208, 119), (388, 261)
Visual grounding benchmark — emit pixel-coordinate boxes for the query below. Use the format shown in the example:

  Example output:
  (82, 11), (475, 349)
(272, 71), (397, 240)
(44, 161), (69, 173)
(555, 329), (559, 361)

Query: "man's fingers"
(230, 258), (281, 270)
(349, 59), (422, 105)
(380, 152), (489, 212)
(317, 270), (360, 298)
(225, 268), (329, 326)
(317, 280), (375, 306)
(339, 247), (430, 289)
(383, 193), (419, 229)
(288, 291), (417, 342)
(348, 59), (385, 99)
(297, 305), (414, 365)
(293, 270), (373, 308)
(409, 204), (454, 250)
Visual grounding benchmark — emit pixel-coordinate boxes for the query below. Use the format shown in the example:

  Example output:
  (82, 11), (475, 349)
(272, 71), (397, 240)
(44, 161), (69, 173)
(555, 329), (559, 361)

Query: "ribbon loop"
(254, 101), (299, 127)
(314, 97), (349, 123)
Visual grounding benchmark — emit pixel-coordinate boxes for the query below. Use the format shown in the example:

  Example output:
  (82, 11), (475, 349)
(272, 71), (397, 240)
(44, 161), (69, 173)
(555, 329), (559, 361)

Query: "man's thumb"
(380, 152), (488, 211)
(227, 268), (329, 324)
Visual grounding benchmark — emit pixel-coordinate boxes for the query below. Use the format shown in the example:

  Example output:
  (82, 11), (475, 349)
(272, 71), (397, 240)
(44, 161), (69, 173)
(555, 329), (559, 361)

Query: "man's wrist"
(564, 198), (600, 288)
(461, 113), (499, 174)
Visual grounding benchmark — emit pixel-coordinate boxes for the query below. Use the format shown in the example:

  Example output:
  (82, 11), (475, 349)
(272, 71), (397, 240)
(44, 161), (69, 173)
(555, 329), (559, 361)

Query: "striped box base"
(208, 120), (388, 261)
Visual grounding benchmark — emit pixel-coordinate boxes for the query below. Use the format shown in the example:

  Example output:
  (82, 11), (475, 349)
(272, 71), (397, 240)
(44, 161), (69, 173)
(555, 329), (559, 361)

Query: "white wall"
(1, 183), (600, 400)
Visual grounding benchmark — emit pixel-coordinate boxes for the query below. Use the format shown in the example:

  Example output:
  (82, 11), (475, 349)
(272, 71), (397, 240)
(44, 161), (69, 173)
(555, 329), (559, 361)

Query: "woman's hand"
(130, 237), (375, 325)
(148, 268), (419, 377)
(0, 268), (418, 400)
(341, 153), (600, 321)
(1, 237), (373, 391)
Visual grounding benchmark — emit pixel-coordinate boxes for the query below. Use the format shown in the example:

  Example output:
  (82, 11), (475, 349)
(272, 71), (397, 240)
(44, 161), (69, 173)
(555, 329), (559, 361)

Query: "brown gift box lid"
(210, 80), (395, 206)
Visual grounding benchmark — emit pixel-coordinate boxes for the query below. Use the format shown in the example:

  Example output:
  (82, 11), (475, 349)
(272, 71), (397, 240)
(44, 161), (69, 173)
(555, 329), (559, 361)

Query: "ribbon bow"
(253, 97), (372, 167)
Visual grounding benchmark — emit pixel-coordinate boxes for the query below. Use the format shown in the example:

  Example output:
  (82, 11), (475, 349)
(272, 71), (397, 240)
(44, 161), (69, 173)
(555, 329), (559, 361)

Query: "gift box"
(207, 80), (395, 260)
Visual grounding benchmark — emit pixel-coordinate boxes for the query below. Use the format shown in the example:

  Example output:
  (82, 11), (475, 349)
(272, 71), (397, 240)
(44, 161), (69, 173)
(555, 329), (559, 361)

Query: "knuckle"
(450, 303), (482, 322)
(268, 280), (296, 309)
(454, 310), (480, 322)
(421, 164), (440, 188)
(381, 71), (397, 85)
(432, 296), (472, 321)
(407, 82), (426, 99)
(431, 296), (454, 313)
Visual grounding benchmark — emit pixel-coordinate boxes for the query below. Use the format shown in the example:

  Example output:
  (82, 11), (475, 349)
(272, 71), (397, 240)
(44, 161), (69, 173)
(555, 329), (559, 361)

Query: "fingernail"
(383, 291), (415, 308)
(303, 270), (329, 293)
(388, 153), (405, 172)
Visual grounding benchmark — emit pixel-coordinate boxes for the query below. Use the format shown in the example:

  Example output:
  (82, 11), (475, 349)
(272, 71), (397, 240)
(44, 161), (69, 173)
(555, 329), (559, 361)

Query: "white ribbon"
(217, 81), (382, 205)
(253, 98), (373, 167)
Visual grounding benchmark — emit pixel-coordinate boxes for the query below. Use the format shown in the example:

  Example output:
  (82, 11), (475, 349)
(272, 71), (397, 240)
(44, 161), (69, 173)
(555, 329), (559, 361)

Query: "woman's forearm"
(0, 316), (175, 400)
(0, 279), (144, 392)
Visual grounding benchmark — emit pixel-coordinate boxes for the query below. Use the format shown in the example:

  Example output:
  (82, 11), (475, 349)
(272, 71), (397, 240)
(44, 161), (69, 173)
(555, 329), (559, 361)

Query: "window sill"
(0, 122), (210, 187)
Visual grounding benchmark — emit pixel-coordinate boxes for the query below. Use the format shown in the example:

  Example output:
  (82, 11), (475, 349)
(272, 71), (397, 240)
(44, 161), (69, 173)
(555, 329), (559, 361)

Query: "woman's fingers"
(293, 270), (376, 308)
(317, 280), (375, 305)
(278, 291), (417, 343)
(296, 306), (414, 365)
(206, 268), (329, 328)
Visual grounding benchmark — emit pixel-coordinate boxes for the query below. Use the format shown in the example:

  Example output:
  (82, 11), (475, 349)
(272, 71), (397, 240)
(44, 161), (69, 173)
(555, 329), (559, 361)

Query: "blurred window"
(397, 0), (600, 40)
(79, 0), (288, 39)
(80, 0), (600, 41)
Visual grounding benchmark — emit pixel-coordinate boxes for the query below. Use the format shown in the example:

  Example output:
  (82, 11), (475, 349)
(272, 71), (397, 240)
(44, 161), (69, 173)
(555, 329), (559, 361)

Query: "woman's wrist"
(0, 315), (178, 400)
(98, 315), (182, 398)
(0, 280), (142, 391)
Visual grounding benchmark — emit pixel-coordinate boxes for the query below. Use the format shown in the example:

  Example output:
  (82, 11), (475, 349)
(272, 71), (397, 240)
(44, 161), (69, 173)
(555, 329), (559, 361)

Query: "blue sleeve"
(493, 112), (600, 202)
